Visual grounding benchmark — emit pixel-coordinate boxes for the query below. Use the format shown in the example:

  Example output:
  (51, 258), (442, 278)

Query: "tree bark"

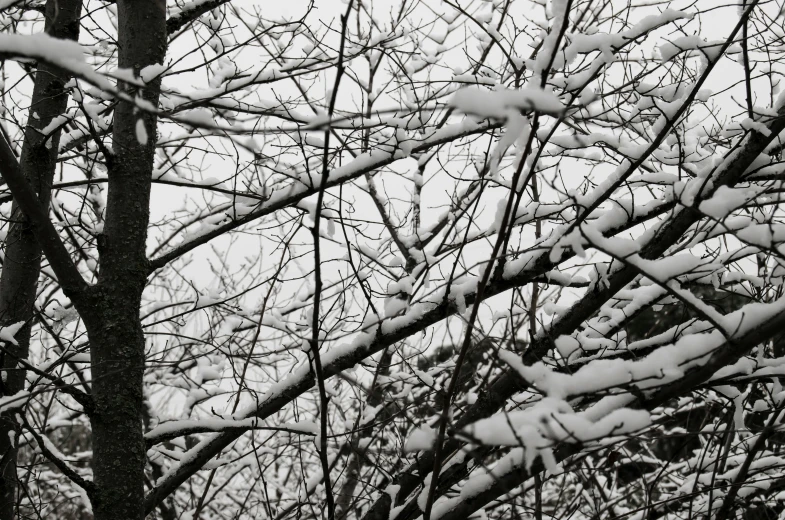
(0, 1), (82, 517)
(85, 1), (166, 519)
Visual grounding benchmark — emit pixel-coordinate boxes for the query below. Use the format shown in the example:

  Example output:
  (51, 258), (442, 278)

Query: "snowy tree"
(1, 0), (785, 519)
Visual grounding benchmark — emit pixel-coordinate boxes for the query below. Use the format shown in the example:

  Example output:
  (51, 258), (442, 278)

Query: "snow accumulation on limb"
(143, 171), (693, 511)
(432, 180), (785, 520)
(0, 32), (116, 93)
(166, 0), (233, 34)
(449, 87), (565, 118)
(147, 119), (501, 271)
(356, 71), (785, 520)
(424, 289), (785, 520)
(145, 417), (318, 446)
(13, 0), (785, 518)
(146, 101), (785, 508)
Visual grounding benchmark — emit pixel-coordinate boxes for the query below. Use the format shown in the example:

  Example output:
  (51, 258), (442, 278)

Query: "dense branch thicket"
(2, 0), (785, 519)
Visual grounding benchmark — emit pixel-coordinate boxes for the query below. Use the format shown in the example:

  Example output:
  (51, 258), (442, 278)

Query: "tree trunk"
(0, 1), (82, 517)
(86, 1), (166, 519)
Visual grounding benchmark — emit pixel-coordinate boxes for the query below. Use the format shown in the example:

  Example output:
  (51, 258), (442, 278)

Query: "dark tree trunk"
(85, 1), (166, 519)
(0, 1), (82, 517)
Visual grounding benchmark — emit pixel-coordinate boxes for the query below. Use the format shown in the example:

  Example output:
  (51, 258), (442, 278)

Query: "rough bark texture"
(85, 1), (166, 519)
(0, 1), (82, 517)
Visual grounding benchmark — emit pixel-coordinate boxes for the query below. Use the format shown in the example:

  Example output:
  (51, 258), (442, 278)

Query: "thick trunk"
(0, 1), (82, 517)
(87, 1), (166, 519)
(86, 299), (148, 520)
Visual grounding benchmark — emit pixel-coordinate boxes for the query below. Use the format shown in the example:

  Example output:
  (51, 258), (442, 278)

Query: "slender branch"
(146, 121), (502, 272)
(20, 414), (96, 498)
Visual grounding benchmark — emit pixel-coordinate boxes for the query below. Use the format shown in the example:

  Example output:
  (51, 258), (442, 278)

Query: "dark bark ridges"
(86, 1), (166, 519)
(0, 0), (83, 517)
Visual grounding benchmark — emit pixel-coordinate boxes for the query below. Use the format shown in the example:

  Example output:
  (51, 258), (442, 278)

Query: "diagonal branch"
(141, 193), (671, 513)
(0, 136), (89, 300)
(358, 85), (785, 520)
(146, 121), (502, 272)
(20, 414), (96, 498)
